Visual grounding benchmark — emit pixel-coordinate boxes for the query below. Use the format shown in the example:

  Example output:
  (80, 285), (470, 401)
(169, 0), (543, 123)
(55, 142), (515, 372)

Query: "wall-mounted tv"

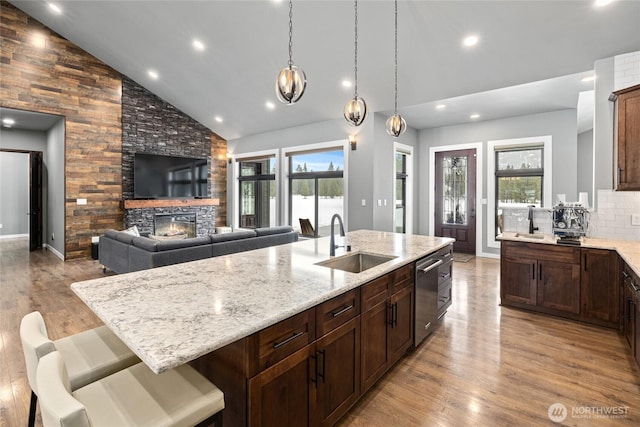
(133, 153), (208, 199)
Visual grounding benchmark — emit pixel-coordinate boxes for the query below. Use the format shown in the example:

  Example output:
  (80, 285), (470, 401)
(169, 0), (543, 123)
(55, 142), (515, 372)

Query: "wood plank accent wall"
(1, 2), (122, 259)
(0, 2), (227, 257)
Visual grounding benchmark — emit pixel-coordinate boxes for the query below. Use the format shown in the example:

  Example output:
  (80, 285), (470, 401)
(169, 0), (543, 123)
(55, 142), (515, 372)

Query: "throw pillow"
(122, 225), (140, 237)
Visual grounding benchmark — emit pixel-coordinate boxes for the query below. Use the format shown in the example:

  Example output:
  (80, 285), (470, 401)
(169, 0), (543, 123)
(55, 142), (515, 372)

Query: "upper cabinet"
(613, 83), (640, 191)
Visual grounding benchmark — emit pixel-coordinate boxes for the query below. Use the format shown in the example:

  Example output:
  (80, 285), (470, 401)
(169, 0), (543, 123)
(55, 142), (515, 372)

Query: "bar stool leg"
(28, 391), (37, 427)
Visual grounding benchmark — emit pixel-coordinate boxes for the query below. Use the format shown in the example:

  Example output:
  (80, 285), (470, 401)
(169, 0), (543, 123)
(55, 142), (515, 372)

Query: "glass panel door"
(442, 156), (468, 225)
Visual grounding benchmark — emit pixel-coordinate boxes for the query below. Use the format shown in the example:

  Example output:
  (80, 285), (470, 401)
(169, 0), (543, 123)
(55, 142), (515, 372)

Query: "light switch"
(377, 200), (382, 207)
(383, 199), (387, 206)
(77, 198), (87, 205)
(361, 199), (366, 207)
(632, 214), (640, 226)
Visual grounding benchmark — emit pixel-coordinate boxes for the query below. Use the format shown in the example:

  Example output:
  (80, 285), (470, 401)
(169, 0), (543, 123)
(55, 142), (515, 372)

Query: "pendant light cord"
(288, 0), (293, 67)
(354, 0), (359, 98)
(394, 0), (398, 114)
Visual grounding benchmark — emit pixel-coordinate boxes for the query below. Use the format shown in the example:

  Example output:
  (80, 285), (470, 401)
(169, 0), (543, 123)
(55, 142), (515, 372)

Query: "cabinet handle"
(421, 259), (443, 273)
(443, 251), (452, 258)
(619, 167), (624, 184)
(622, 270), (629, 279)
(584, 254), (587, 271)
(539, 264), (543, 281)
(311, 353), (318, 386)
(272, 331), (304, 349)
(440, 272), (451, 279)
(632, 282), (640, 293)
(331, 304), (354, 318)
(387, 303), (394, 327)
(393, 302), (398, 327)
(532, 263), (535, 280)
(319, 348), (326, 384)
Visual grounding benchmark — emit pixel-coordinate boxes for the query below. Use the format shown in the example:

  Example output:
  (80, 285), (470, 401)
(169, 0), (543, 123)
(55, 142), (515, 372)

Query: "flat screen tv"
(133, 153), (208, 199)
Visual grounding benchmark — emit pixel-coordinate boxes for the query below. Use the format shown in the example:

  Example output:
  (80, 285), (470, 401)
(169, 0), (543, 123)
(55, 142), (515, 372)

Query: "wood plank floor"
(2, 238), (639, 426)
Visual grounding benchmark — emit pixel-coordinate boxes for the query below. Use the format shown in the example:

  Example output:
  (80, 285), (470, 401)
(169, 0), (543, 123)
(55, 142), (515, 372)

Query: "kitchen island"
(72, 230), (454, 427)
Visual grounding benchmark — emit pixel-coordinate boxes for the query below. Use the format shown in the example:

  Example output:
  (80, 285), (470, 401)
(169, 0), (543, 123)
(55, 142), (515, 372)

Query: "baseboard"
(477, 251), (500, 259)
(44, 244), (64, 261)
(0, 233), (29, 240)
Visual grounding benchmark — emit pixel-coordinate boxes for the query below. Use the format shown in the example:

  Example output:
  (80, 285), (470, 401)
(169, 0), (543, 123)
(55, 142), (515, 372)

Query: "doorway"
(434, 149), (477, 254)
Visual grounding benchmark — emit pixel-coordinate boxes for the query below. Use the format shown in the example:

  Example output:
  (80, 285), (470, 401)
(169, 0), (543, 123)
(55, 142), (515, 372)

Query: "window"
(237, 157), (276, 228)
(495, 146), (544, 235)
(288, 148), (344, 237)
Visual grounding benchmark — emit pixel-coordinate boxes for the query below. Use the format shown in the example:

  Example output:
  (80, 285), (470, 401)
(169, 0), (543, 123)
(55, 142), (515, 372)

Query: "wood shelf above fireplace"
(124, 198), (219, 209)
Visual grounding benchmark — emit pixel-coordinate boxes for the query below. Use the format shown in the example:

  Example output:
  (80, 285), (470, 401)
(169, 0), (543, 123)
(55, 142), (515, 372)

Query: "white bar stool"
(37, 351), (224, 427)
(20, 311), (140, 427)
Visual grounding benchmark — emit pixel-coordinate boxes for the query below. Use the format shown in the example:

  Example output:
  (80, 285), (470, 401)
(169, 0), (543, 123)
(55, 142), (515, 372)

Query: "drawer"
(252, 308), (315, 374)
(437, 279), (452, 313)
(438, 245), (453, 260)
(361, 275), (390, 312)
(437, 260), (452, 286)
(502, 240), (579, 264)
(390, 264), (414, 294)
(316, 288), (360, 337)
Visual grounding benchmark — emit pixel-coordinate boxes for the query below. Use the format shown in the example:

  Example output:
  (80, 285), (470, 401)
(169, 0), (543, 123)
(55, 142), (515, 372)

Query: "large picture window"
(238, 157), (276, 228)
(288, 149), (344, 237)
(495, 147), (543, 235)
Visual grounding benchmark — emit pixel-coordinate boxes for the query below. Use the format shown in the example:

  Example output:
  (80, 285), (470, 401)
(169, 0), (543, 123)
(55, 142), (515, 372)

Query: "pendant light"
(344, 0), (367, 126)
(275, 0), (307, 105)
(385, 0), (407, 137)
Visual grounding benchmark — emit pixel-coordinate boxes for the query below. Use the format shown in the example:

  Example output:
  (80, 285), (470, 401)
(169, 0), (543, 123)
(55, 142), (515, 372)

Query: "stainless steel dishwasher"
(414, 245), (453, 346)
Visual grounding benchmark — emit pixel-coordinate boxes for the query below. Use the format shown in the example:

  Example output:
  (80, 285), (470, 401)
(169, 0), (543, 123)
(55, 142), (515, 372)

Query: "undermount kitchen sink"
(514, 232), (546, 240)
(315, 252), (397, 273)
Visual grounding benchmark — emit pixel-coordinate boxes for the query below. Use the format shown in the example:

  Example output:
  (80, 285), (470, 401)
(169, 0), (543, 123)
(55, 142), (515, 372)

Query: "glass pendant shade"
(275, 64), (307, 105)
(344, 96), (368, 127)
(385, 113), (406, 137)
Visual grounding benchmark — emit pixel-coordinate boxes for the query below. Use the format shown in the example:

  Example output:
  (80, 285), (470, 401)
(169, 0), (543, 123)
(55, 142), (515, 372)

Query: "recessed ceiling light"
(47, 3), (62, 15)
(214, 116), (223, 123)
(463, 35), (479, 47)
(470, 113), (480, 119)
(581, 75), (596, 82)
(148, 70), (159, 80)
(435, 104), (446, 110)
(595, 0), (615, 7)
(192, 39), (205, 52)
(2, 118), (15, 126)
(265, 101), (275, 110)
(342, 80), (352, 88)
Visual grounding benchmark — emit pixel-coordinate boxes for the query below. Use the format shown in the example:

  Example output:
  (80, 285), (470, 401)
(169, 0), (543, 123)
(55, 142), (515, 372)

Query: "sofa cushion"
(131, 236), (159, 252)
(103, 229), (136, 245)
(155, 236), (211, 251)
(210, 230), (256, 243)
(149, 233), (187, 241)
(254, 226), (294, 237)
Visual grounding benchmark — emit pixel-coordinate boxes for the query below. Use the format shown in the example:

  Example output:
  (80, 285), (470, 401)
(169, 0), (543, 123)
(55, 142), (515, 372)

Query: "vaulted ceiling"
(8, 0), (640, 140)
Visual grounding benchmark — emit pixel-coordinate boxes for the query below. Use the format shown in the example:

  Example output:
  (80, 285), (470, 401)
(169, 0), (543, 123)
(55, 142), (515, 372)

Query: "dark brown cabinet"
(622, 264), (639, 368)
(360, 264), (414, 394)
(613, 83), (640, 191)
(580, 248), (619, 327)
(500, 241), (580, 315)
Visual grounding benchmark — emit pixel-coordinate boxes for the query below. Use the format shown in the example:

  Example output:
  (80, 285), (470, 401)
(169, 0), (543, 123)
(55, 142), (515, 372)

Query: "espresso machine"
(552, 203), (589, 245)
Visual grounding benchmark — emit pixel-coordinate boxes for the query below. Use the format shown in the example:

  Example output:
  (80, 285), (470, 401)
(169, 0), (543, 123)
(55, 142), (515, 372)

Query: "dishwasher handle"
(419, 259), (443, 274)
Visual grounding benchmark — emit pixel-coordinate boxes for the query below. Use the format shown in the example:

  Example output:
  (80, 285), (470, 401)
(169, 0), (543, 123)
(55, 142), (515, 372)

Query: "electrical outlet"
(77, 198), (87, 205)
(51, 233), (54, 241)
(632, 214), (640, 226)
(0, 223), (3, 229)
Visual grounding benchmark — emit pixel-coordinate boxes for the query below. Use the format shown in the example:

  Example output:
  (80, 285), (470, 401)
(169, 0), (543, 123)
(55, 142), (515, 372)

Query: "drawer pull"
(622, 270), (629, 279)
(440, 272), (451, 279)
(421, 259), (443, 274)
(331, 304), (354, 318)
(443, 252), (451, 258)
(272, 331), (304, 349)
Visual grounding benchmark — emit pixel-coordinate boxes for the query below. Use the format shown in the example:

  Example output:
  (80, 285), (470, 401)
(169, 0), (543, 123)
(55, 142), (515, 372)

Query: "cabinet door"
(388, 285), (414, 364)
(312, 317), (360, 427)
(635, 290), (640, 367)
(616, 85), (640, 191)
(623, 281), (635, 349)
(581, 249), (619, 324)
(248, 344), (313, 427)
(500, 256), (537, 306)
(537, 260), (580, 314)
(360, 301), (389, 393)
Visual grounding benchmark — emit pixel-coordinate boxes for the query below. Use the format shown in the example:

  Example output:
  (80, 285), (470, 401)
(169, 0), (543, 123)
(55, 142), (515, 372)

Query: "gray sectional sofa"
(99, 226), (298, 274)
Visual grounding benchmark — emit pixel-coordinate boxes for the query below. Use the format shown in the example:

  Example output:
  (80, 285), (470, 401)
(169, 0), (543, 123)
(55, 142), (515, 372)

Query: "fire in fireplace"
(154, 213), (196, 238)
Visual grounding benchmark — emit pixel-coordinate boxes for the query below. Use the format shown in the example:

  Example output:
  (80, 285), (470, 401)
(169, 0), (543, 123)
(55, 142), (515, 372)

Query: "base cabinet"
(581, 248), (619, 326)
(622, 264), (639, 369)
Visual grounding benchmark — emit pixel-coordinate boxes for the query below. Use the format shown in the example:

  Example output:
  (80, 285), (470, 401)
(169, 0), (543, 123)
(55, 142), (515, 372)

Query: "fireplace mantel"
(123, 199), (219, 209)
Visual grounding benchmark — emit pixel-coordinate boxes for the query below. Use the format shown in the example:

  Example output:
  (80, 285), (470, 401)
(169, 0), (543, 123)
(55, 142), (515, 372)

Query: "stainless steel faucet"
(329, 214), (345, 256)
(528, 205), (539, 234)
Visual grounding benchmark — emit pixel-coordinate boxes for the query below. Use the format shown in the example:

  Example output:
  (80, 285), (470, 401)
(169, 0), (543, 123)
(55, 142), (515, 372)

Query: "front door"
(435, 149), (476, 254)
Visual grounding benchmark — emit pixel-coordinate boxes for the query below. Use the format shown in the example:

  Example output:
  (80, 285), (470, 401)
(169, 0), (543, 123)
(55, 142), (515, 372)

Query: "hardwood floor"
(1, 238), (639, 426)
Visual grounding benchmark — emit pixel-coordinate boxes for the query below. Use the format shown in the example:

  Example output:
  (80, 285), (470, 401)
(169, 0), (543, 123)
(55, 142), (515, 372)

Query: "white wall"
(0, 151), (29, 236)
(418, 109), (578, 256)
(46, 118), (65, 257)
(577, 129), (594, 204)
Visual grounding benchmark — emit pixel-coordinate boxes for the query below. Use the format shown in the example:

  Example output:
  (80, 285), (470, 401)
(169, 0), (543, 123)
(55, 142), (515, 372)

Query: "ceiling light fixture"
(470, 113), (480, 119)
(214, 116), (223, 123)
(47, 3), (62, 15)
(275, 0), (307, 105)
(148, 70), (159, 80)
(342, 80), (352, 88)
(2, 118), (15, 127)
(192, 39), (205, 51)
(463, 35), (479, 47)
(595, 0), (615, 7)
(385, 0), (406, 137)
(344, 0), (367, 127)
(436, 104), (446, 110)
(266, 101), (276, 110)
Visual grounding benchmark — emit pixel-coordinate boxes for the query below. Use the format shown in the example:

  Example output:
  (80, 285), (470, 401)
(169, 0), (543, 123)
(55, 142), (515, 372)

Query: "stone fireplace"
(154, 213), (196, 238)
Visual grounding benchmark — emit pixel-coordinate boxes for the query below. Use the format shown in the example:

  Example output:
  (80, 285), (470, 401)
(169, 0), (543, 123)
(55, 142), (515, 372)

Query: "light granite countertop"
(72, 230), (454, 374)
(498, 232), (640, 277)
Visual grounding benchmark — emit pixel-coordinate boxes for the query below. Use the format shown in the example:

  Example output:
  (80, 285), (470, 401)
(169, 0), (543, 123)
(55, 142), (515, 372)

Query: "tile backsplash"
(590, 190), (640, 241)
(500, 190), (640, 242)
